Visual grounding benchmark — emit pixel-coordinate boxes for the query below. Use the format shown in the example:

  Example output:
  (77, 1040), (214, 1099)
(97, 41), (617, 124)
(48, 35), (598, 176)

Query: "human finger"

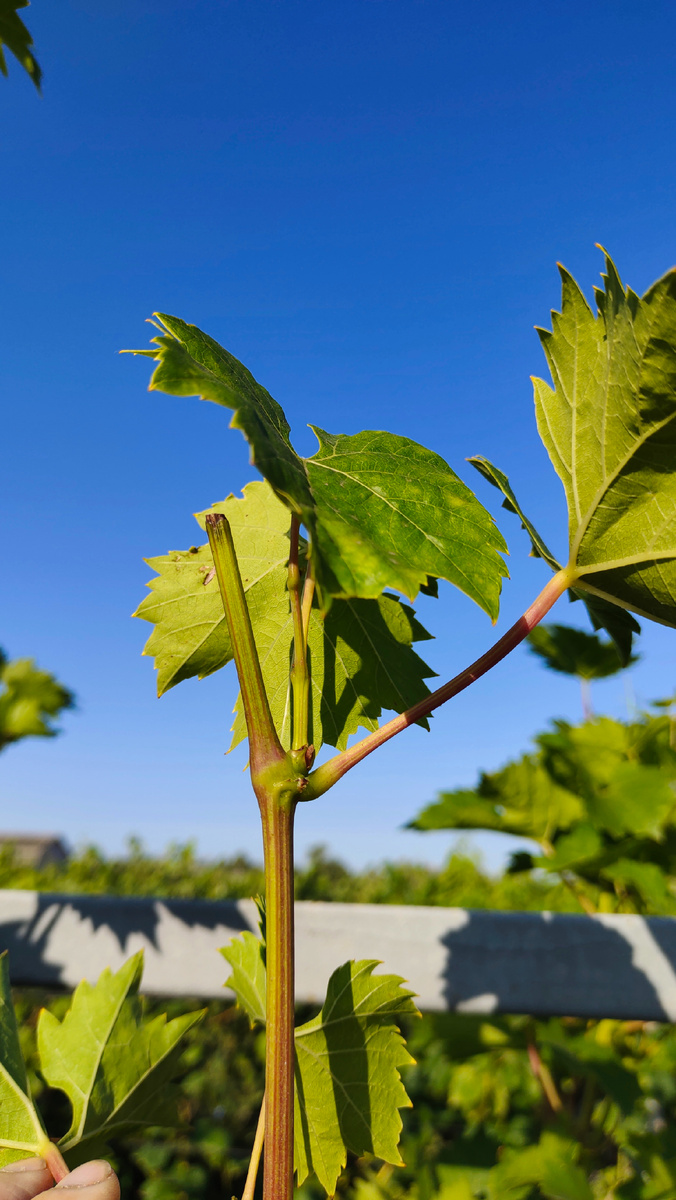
(0, 1158), (53, 1200)
(34, 1162), (119, 1200)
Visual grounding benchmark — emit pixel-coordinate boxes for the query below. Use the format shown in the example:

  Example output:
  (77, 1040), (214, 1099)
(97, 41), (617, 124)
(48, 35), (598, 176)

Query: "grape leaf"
(133, 315), (315, 523)
(133, 480), (290, 696)
(38, 950), (204, 1155)
(294, 960), (418, 1195)
(222, 932), (418, 1197)
(229, 591), (436, 753)
(135, 481), (436, 753)
(526, 624), (636, 680)
(532, 252), (676, 629)
(221, 932), (267, 1027)
(131, 321), (508, 618)
(408, 757), (583, 842)
(0, 952), (49, 1166)
(0, 652), (74, 752)
(0, 0), (41, 90)
(489, 1132), (592, 1200)
(304, 428), (508, 618)
(468, 455), (640, 665)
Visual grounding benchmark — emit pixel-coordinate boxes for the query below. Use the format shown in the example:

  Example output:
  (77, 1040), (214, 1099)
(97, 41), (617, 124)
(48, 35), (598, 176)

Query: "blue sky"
(1, 0), (675, 869)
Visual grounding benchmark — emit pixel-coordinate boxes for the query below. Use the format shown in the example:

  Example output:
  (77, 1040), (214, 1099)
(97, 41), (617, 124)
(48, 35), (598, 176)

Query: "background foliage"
(9, 689), (676, 1200)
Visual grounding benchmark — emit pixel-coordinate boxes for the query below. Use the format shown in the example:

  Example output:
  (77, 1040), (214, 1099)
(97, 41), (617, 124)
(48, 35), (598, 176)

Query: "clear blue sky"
(2, 0), (675, 868)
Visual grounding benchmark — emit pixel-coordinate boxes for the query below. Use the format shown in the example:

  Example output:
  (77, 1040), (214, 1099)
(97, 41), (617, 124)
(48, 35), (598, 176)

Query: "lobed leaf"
(526, 624), (636, 680)
(305, 428), (508, 618)
(135, 481), (436, 753)
(475, 251), (676, 635)
(222, 931), (418, 1197)
(131, 319), (508, 618)
(38, 951), (204, 1156)
(0, 953), (48, 1166)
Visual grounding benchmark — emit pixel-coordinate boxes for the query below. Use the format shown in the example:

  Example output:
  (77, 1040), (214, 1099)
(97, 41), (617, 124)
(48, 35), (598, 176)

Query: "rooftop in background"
(0, 834), (68, 869)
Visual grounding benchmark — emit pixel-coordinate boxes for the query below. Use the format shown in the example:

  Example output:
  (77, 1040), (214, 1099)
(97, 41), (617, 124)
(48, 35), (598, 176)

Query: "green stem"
(205, 513), (285, 777)
(242, 1096), (265, 1200)
(288, 515), (310, 751)
(261, 799), (296, 1200)
(305, 568), (574, 800)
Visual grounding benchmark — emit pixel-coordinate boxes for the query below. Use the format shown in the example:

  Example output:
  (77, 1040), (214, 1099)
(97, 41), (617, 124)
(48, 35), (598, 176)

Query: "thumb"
(39, 1161), (119, 1200)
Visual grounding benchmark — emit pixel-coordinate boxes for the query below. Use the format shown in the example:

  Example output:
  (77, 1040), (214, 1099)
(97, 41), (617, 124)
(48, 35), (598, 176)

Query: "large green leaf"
(0, 953), (48, 1166)
(135, 481), (436, 753)
(38, 951), (204, 1155)
(0, 0), (41, 90)
(294, 960), (418, 1195)
(222, 931), (418, 1197)
(131, 320), (508, 617)
(468, 455), (641, 665)
(532, 253), (676, 628)
(305, 428), (508, 618)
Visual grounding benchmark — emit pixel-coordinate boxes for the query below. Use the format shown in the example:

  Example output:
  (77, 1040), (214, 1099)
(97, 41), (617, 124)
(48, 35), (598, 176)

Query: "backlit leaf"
(220, 935), (418, 1198)
(533, 252), (676, 629)
(305, 428), (508, 618)
(221, 932), (266, 1028)
(0, 952), (48, 1166)
(136, 480), (436, 753)
(0, 652), (74, 752)
(133, 481), (290, 696)
(131, 321), (508, 618)
(38, 951), (204, 1156)
(229, 591), (436, 754)
(294, 960), (419, 1195)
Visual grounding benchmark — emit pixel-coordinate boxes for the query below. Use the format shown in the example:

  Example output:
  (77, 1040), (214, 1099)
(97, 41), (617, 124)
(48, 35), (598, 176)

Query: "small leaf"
(468, 455), (641, 665)
(526, 624), (637, 680)
(305, 428), (508, 618)
(38, 951), (204, 1155)
(489, 1132), (592, 1200)
(0, 653), (74, 752)
(133, 481), (290, 696)
(0, 952), (48, 1166)
(294, 960), (419, 1196)
(0, 0), (41, 90)
(221, 933), (266, 1028)
(534, 823), (602, 872)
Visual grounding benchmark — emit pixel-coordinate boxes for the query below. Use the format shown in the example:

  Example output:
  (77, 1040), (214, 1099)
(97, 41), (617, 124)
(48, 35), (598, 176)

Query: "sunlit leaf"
(0, 953), (48, 1166)
(38, 951), (204, 1156)
(131, 321), (508, 618)
(0, 652), (74, 753)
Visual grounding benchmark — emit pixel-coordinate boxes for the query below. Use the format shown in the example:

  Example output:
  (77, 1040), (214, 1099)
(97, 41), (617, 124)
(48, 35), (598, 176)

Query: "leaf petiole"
(305, 568), (576, 799)
(288, 515), (310, 751)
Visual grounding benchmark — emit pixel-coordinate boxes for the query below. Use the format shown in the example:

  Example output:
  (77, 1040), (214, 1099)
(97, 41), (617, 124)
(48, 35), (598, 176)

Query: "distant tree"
(0, 649), (74, 752)
(0, 0), (41, 90)
(527, 623), (638, 718)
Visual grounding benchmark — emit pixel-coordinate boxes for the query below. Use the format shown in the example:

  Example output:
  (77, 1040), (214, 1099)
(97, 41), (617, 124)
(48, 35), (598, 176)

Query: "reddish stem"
(307, 569), (573, 798)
